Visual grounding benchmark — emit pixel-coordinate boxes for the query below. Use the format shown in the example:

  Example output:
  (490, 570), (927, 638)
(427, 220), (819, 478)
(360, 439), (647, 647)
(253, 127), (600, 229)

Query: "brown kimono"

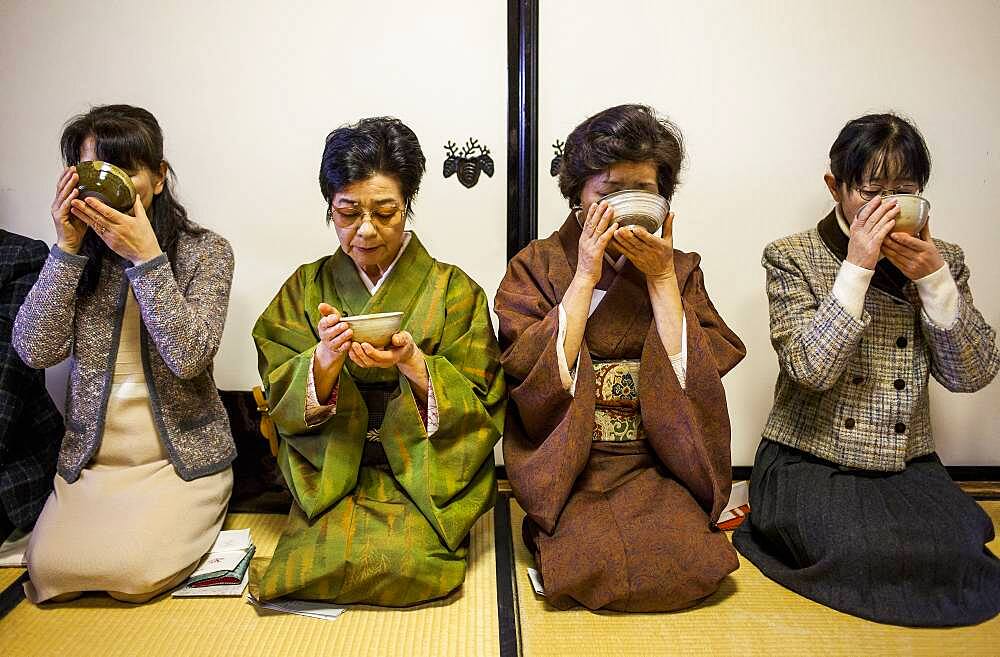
(495, 214), (746, 612)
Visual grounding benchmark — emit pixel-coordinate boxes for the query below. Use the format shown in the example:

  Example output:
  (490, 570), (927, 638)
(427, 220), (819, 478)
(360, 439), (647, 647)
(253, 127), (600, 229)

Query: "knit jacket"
(13, 230), (236, 482)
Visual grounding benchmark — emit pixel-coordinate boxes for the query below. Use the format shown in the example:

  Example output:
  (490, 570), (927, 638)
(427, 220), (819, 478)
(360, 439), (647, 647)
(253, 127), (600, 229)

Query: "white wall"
(537, 0), (1000, 465)
(0, 1), (509, 464)
(2, 1), (997, 465)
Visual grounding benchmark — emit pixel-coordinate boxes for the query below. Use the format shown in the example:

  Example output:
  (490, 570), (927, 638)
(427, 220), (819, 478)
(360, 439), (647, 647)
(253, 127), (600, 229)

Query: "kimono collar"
(330, 231), (434, 317)
(355, 232), (412, 294)
(553, 210), (703, 357)
(817, 208), (910, 301)
(556, 209), (584, 274)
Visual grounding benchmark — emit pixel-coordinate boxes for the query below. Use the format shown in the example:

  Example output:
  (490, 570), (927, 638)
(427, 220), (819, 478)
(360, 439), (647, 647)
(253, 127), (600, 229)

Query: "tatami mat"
(510, 500), (1000, 657)
(0, 568), (26, 591)
(0, 512), (499, 657)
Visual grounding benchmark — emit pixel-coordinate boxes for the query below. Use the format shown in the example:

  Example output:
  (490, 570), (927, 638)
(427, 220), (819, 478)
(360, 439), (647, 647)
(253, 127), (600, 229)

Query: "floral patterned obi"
(591, 359), (644, 442)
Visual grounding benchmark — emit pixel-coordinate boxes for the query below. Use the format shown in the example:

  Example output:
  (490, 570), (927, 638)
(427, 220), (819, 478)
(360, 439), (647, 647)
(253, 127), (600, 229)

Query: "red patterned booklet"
(173, 529), (255, 597)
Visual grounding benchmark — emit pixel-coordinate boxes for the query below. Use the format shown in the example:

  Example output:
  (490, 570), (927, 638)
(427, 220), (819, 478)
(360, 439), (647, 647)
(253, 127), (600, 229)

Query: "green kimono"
(253, 234), (505, 606)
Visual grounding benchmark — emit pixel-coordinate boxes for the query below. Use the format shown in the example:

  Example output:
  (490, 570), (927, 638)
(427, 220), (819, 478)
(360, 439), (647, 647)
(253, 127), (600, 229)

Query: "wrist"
(314, 343), (344, 369)
(398, 348), (425, 379)
(570, 271), (599, 290)
(927, 254), (945, 273)
(646, 268), (677, 286)
(131, 247), (163, 267)
(57, 240), (80, 255)
(845, 252), (875, 270)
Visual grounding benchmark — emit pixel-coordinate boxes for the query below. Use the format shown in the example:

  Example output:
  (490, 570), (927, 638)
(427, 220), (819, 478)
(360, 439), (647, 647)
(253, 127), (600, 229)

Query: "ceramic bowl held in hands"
(75, 160), (137, 212)
(342, 311), (404, 348)
(600, 189), (670, 234)
(882, 194), (930, 235)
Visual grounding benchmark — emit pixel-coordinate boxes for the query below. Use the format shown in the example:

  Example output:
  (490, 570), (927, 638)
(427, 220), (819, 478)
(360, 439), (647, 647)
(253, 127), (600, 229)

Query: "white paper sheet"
(208, 528), (252, 553)
(246, 593), (347, 621)
(0, 530), (30, 567)
(527, 567), (545, 596)
(716, 480), (750, 524)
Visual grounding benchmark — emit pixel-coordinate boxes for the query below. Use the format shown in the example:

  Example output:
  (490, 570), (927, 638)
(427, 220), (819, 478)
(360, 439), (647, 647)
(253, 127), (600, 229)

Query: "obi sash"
(358, 381), (397, 466)
(591, 359), (644, 442)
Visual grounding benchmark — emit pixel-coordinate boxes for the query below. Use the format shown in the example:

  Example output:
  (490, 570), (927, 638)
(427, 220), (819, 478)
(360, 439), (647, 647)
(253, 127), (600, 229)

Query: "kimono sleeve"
(252, 266), (366, 519)
(640, 256), (746, 522)
(495, 249), (577, 443)
(379, 271), (505, 551)
(495, 245), (594, 534)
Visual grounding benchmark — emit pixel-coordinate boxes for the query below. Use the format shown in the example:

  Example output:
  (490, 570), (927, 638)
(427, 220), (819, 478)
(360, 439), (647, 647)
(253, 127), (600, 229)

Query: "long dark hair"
(829, 113), (931, 191)
(558, 104), (685, 207)
(60, 104), (203, 293)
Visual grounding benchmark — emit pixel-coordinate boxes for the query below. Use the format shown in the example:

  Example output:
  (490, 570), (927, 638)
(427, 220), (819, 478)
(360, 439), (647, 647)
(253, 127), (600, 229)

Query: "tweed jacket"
(761, 211), (999, 472)
(0, 231), (62, 528)
(13, 230), (236, 483)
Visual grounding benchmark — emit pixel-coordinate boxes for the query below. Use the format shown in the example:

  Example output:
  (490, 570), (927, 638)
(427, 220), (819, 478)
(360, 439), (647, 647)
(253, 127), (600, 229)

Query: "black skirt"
(733, 439), (1000, 627)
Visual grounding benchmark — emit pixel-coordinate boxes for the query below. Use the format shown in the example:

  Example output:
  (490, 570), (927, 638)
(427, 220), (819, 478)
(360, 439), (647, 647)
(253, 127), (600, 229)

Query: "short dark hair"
(319, 117), (426, 219)
(829, 113), (931, 190)
(558, 104), (685, 207)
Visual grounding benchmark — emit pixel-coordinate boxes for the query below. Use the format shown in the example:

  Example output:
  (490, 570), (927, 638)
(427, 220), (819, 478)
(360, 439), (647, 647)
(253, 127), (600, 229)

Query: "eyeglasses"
(327, 203), (403, 229)
(856, 185), (920, 202)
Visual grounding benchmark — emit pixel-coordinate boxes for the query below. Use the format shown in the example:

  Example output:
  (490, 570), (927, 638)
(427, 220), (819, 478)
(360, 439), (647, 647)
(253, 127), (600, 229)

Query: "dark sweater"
(0, 230), (62, 531)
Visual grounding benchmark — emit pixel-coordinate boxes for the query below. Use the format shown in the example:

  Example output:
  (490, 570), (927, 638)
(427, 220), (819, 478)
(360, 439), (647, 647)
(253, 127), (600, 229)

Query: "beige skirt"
(25, 292), (232, 603)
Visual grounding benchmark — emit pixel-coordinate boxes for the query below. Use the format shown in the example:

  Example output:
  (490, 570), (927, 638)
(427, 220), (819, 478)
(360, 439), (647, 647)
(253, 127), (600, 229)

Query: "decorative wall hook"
(443, 138), (494, 188)
(550, 140), (564, 177)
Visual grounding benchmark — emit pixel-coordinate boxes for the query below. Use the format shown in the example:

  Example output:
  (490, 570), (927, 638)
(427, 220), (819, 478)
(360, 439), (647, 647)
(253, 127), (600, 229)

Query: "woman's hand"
(348, 331), (430, 408)
(881, 219), (946, 280)
(315, 303), (353, 366)
(349, 330), (422, 372)
(312, 303), (351, 403)
(846, 196), (899, 270)
(622, 213), (684, 355)
(614, 212), (677, 281)
(574, 200), (619, 287)
(51, 167), (88, 254)
(349, 330), (430, 402)
(69, 194), (162, 265)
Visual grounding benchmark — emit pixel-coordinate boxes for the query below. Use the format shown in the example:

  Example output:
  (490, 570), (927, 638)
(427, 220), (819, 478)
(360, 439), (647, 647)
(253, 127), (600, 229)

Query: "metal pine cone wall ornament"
(443, 138), (494, 188)
(550, 140), (564, 177)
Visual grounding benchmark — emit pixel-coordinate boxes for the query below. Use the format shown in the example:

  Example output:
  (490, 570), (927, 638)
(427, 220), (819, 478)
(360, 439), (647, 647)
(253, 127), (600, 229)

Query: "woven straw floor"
(0, 567), (25, 591)
(0, 512), (499, 657)
(2, 502), (998, 657)
(509, 501), (1000, 657)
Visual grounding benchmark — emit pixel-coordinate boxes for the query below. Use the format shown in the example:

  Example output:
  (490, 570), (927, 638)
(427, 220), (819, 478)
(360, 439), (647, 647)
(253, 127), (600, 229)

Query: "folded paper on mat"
(0, 530), (30, 567)
(246, 592), (347, 621)
(208, 528), (252, 553)
(716, 481), (750, 531)
(527, 567), (545, 596)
